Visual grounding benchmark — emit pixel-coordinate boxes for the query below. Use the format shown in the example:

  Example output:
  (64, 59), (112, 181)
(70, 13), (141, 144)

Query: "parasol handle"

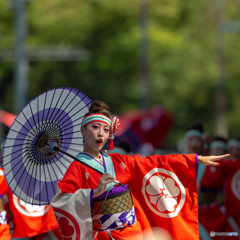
(51, 145), (125, 188)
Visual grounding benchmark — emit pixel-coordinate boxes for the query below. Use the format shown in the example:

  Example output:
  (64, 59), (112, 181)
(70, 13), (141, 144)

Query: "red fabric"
(0, 224), (11, 240)
(29, 230), (62, 240)
(0, 168), (59, 238)
(58, 153), (199, 240)
(96, 220), (143, 240)
(58, 157), (144, 239)
(0, 169), (8, 194)
(6, 187), (59, 238)
(0, 169), (11, 240)
(199, 165), (224, 191)
(117, 154), (199, 240)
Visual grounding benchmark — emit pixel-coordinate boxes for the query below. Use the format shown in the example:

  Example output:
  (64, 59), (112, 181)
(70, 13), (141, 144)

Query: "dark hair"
(212, 136), (228, 143)
(85, 100), (111, 118)
(186, 122), (204, 133)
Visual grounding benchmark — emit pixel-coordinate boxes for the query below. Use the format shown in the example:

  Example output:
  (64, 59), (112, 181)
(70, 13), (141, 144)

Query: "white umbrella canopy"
(3, 87), (92, 205)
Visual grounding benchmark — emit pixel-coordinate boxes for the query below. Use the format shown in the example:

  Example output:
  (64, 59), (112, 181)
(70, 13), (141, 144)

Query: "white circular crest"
(13, 195), (49, 217)
(231, 169), (240, 200)
(142, 167), (186, 218)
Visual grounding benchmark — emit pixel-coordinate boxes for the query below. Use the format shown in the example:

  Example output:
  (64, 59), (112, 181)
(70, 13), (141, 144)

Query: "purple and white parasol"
(3, 87), (92, 205)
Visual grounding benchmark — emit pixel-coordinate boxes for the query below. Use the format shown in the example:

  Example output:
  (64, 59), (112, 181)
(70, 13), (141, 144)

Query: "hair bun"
(87, 100), (111, 118)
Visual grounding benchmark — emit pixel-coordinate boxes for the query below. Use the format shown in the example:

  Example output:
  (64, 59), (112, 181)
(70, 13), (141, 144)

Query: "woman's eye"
(93, 126), (98, 129)
(104, 129), (109, 132)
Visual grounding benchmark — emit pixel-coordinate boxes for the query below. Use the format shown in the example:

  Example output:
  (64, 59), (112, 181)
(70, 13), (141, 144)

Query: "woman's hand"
(198, 154), (229, 166)
(93, 173), (115, 198)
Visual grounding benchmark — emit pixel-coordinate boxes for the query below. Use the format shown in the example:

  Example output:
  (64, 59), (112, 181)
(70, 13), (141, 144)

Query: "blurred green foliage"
(0, 0), (240, 149)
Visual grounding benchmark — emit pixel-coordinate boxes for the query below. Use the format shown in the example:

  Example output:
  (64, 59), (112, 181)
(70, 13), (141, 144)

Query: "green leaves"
(1, 0), (240, 148)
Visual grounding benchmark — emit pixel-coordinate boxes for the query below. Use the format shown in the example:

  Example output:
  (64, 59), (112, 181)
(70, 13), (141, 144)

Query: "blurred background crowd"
(0, 0), (240, 239)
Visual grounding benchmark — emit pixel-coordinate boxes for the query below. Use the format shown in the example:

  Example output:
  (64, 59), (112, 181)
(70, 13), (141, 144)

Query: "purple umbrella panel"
(3, 87), (92, 205)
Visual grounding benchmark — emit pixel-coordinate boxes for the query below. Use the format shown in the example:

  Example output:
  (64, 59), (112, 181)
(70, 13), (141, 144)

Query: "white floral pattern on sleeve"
(146, 175), (180, 212)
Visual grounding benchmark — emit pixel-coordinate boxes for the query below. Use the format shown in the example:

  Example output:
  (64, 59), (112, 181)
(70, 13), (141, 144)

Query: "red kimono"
(52, 153), (199, 240)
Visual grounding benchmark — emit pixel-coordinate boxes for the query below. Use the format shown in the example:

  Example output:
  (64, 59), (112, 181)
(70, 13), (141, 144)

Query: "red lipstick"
(96, 139), (102, 145)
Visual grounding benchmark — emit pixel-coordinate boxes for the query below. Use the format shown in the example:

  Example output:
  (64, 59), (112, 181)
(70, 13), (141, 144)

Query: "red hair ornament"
(108, 117), (120, 150)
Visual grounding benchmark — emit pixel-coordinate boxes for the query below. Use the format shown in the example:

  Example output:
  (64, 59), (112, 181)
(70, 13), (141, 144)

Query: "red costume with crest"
(52, 153), (199, 240)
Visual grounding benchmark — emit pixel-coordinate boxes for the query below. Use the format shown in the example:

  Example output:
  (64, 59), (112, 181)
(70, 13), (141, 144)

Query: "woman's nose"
(98, 128), (103, 137)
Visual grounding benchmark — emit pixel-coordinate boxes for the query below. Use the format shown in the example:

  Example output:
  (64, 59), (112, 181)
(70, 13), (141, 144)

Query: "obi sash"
(92, 185), (137, 231)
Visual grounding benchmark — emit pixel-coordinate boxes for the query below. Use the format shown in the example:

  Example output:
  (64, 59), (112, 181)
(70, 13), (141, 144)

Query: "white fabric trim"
(0, 211), (7, 224)
(51, 187), (93, 240)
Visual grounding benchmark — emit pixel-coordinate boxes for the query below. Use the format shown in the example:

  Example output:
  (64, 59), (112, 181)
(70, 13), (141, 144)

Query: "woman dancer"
(51, 101), (229, 240)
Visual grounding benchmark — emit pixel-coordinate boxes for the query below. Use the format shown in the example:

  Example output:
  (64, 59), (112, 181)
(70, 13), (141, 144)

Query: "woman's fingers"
(102, 177), (114, 182)
(105, 179), (114, 183)
(103, 172), (110, 176)
(208, 161), (220, 166)
(102, 173), (114, 179)
(205, 154), (230, 166)
(94, 173), (115, 198)
(209, 154), (230, 161)
(198, 154), (230, 166)
(100, 173), (115, 185)
(103, 176), (114, 181)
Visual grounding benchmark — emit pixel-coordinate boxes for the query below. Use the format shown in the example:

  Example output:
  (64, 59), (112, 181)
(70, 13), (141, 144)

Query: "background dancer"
(196, 136), (237, 239)
(185, 123), (204, 156)
(219, 138), (240, 236)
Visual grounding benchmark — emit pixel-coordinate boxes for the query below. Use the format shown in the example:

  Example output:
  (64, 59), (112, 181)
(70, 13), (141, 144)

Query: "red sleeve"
(109, 153), (197, 183)
(110, 153), (198, 240)
(57, 161), (85, 193)
(108, 153), (136, 180)
(0, 168), (9, 194)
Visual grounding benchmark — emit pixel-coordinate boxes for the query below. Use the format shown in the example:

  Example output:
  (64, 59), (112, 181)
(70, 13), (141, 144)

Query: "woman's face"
(81, 122), (110, 154)
(186, 136), (203, 155)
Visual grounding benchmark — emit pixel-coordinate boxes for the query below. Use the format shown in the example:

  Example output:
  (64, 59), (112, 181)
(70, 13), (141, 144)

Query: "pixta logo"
(210, 231), (238, 237)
